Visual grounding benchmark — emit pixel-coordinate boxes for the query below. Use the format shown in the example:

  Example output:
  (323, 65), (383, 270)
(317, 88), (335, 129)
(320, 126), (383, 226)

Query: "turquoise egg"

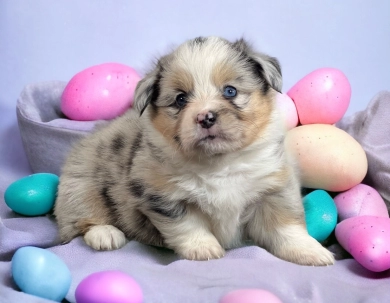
(303, 190), (338, 242)
(4, 173), (59, 216)
(12, 246), (71, 302)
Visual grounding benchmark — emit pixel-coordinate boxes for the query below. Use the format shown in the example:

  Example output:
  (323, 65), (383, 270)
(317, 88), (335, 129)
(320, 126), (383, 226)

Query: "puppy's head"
(134, 37), (282, 157)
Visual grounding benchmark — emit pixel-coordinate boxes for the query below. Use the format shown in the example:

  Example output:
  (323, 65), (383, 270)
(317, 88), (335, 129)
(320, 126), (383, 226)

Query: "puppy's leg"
(148, 205), (225, 261)
(55, 184), (127, 251)
(246, 182), (334, 266)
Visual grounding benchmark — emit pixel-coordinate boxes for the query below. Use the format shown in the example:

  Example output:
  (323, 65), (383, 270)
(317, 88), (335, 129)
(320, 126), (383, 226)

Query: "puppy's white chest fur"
(173, 151), (272, 248)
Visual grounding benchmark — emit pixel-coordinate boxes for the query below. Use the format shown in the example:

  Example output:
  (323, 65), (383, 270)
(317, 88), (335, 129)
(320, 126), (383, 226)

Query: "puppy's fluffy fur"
(54, 37), (334, 266)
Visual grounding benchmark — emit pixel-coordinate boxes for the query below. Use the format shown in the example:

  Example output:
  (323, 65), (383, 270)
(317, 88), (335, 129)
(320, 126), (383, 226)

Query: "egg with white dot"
(303, 190), (338, 242)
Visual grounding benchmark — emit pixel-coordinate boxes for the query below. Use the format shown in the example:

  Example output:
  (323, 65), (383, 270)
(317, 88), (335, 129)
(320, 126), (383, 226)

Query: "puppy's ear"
(133, 65), (161, 116)
(233, 38), (282, 93)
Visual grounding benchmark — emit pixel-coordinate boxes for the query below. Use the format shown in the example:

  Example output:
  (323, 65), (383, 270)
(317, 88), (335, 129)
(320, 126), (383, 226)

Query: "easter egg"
(303, 190), (337, 242)
(12, 246), (71, 301)
(219, 289), (282, 303)
(334, 184), (389, 221)
(4, 173), (59, 216)
(75, 271), (143, 303)
(285, 124), (368, 192)
(287, 68), (351, 125)
(275, 93), (298, 129)
(61, 63), (141, 121)
(335, 216), (390, 272)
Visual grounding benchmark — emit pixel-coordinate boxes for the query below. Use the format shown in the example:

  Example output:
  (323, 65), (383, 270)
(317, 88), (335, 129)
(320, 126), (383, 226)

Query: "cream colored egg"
(285, 124), (367, 192)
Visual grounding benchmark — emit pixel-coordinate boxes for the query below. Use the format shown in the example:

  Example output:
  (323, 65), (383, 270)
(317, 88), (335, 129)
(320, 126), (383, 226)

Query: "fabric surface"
(337, 91), (390, 211)
(1, 83), (390, 303)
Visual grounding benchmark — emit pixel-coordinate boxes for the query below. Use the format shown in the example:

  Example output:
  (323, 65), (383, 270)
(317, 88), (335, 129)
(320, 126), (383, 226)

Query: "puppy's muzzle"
(197, 111), (217, 129)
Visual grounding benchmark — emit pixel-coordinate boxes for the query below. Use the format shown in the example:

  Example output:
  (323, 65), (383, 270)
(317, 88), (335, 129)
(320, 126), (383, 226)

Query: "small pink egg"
(275, 93), (299, 129)
(219, 289), (282, 303)
(75, 271), (143, 303)
(61, 63), (141, 121)
(334, 184), (389, 221)
(287, 68), (351, 125)
(335, 216), (390, 272)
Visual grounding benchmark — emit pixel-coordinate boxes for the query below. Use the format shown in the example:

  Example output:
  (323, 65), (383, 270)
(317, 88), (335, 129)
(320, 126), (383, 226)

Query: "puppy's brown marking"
(166, 67), (194, 93)
(212, 62), (237, 88)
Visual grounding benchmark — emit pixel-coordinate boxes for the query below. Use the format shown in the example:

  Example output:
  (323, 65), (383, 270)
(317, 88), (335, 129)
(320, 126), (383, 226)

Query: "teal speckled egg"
(303, 190), (338, 242)
(4, 173), (59, 216)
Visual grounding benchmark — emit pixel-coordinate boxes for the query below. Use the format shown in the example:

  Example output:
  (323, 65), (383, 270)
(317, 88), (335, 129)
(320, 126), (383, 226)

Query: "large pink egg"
(287, 68), (351, 125)
(219, 289), (282, 303)
(285, 124), (368, 192)
(336, 216), (390, 272)
(75, 271), (143, 303)
(334, 184), (389, 221)
(61, 63), (141, 121)
(275, 93), (298, 130)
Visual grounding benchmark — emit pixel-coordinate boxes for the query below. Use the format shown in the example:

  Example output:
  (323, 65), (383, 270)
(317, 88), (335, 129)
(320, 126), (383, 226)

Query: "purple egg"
(75, 271), (143, 303)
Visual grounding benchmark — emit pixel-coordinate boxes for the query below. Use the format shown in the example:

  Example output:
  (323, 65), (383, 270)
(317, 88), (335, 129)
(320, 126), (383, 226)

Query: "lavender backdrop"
(1, 1), (390, 302)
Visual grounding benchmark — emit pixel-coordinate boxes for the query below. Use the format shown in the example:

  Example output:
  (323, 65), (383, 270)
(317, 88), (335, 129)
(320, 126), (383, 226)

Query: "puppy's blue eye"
(223, 86), (237, 98)
(175, 93), (188, 108)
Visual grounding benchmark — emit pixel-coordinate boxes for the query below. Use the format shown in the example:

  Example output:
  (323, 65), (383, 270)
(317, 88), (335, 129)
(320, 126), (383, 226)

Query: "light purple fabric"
(1, 84), (390, 303)
(337, 91), (390, 210)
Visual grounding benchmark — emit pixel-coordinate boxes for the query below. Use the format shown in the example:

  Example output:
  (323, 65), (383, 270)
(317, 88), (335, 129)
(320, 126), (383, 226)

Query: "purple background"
(1, 2), (390, 302)
(1, 0), (389, 178)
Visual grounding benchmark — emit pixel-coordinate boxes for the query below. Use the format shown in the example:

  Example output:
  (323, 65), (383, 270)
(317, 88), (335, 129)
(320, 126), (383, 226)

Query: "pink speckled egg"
(75, 271), (143, 303)
(334, 184), (388, 221)
(275, 93), (298, 130)
(61, 63), (141, 121)
(336, 216), (390, 272)
(287, 68), (351, 125)
(219, 289), (282, 303)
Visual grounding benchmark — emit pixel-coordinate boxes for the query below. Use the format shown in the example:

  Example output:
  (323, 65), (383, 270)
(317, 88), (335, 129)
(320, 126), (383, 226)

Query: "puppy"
(54, 36), (334, 266)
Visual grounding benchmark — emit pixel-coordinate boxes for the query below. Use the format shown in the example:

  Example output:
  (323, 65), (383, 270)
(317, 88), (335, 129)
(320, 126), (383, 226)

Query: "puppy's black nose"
(197, 111), (217, 129)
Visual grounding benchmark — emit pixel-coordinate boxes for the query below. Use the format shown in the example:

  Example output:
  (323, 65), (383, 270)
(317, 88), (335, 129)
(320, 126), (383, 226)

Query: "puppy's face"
(135, 37), (282, 157)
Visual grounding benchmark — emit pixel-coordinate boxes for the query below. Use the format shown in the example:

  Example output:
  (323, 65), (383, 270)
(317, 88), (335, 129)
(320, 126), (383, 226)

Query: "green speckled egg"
(303, 189), (338, 242)
(4, 173), (59, 216)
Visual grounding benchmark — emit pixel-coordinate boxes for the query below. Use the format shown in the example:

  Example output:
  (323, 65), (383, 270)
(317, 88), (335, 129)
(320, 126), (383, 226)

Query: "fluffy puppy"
(54, 36), (334, 266)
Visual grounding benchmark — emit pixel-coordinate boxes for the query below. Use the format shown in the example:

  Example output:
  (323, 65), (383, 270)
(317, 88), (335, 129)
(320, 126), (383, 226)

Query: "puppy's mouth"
(197, 134), (230, 145)
(201, 135), (217, 141)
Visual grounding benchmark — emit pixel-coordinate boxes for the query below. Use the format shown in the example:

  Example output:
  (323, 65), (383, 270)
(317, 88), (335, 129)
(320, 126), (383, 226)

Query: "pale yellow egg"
(285, 124), (367, 192)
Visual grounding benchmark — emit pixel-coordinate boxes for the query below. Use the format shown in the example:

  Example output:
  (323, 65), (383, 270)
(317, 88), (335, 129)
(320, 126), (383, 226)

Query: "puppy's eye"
(175, 93), (188, 108)
(223, 86), (237, 98)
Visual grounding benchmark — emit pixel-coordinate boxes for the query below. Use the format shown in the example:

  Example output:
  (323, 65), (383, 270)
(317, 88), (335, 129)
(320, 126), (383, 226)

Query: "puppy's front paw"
(177, 237), (225, 261)
(84, 225), (127, 250)
(277, 237), (335, 266)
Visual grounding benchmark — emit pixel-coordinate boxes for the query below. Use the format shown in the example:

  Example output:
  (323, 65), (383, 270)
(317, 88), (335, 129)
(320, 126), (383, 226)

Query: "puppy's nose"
(197, 111), (217, 129)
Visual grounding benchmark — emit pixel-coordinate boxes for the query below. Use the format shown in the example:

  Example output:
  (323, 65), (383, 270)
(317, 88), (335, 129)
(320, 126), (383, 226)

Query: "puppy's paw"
(84, 225), (127, 250)
(177, 237), (225, 261)
(276, 236), (335, 266)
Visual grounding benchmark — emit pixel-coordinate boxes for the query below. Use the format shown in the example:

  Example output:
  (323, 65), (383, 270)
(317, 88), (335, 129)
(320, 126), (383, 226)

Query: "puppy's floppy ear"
(233, 38), (282, 93)
(133, 64), (162, 116)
